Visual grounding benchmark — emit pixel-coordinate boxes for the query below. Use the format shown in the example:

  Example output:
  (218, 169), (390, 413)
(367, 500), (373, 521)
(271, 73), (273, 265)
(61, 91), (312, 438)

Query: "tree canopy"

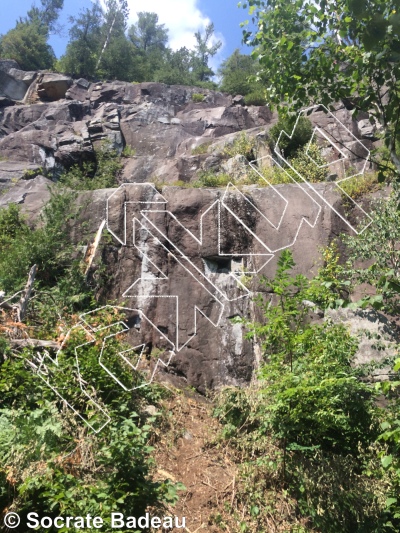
(241, 0), (400, 174)
(0, 0), (63, 70)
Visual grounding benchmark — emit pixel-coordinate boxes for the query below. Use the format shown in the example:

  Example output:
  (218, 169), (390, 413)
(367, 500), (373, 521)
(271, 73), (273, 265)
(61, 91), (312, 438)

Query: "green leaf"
(386, 497), (398, 508)
(382, 455), (393, 468)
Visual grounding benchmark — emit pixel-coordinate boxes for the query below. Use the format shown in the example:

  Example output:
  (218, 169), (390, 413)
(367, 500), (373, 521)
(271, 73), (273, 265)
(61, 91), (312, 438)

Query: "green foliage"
(191, 23), (222, 82)
(307, 241), (352, 309)
(218, 49), (260, 96)
(191, 141), (212, 155)
(153, 46), (194, 85)
(340, 171), (381, 200)
(60, 143), (122, 190)
(57, 4), (103, 79)
(241, 0), (400, 175)
(243, 89), (267, 106)
(128, 12), (168, 52)
(343, 192), (400, 314)
(0, 189), (79, 295)
(215, 249), (390, 532)
(223, 132), (256, 160)
(0, 203), (30, 251)
(377, 359), (400, 527)
(287, 142), (328, 182)
(192, 171), (231, 188)
(0, 308), (182, 531)
(25, 0), (64, 34)
(191, 92), (205, 103)
(269, 115), (313, 159)
(121, 145), (136, 157)
(0, 20), (56, 71)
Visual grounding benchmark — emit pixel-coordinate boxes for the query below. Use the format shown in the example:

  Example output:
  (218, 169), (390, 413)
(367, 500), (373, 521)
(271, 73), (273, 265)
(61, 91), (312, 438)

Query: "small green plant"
(223, 132), (256, 161)
(342, 192), (400, 315)
(287, 142), (328, 182)
(60, 142), (122, 190)
(191, 141), (212, 155)
(192, 171), (231, 188)
(192, 93), (205, 103)
(214, 250), (388, 532)
(121, 145), (136, 157)
(340, 171), (381, 200)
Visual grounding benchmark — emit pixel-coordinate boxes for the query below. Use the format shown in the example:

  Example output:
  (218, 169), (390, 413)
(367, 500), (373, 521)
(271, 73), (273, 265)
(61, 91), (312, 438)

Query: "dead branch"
(10, 339), (60, 350)
(16, 264), (37, 322)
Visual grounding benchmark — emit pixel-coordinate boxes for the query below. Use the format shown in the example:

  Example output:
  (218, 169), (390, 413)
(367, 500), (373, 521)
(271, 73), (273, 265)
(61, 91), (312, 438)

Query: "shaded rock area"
(71, 181), (356, 392)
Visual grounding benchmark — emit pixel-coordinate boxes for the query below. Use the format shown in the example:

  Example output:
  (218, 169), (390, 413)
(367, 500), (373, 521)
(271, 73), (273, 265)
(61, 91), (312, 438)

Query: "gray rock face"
(0, 161), (44, 192)
(73, 180), (353, 392)
(37, 73), (73, 101)
(0, 60), (20, 73)
(0, 69), (383, 392)
(326, 308), (399, 381)
(0, 70), (30, 101)
(0, 175), (52, 219)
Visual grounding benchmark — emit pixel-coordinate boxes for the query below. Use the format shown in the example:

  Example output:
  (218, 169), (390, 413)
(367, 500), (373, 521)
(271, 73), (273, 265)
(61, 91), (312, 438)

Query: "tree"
(25, 0), (64, 35)
(96, 0), (129, 71)
(57, 4), (103, 78)
(191, 23), (222, 82)
(153, 47), (194, 85)
(0, 21), (56, 70)
(0, 0), (63, 70)
(127, 12), (169, 82)
(241, 0), (400, 176)
(218, 49), (258, 95)
(128, 12), (168, 52)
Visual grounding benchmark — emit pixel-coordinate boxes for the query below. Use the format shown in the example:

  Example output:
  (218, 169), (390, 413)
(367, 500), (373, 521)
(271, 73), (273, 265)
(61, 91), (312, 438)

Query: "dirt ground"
(151, 379), (237, 533)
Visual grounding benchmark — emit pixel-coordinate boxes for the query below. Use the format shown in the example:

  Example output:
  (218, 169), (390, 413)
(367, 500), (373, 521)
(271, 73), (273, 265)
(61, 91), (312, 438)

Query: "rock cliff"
(0, 61), (383, 391)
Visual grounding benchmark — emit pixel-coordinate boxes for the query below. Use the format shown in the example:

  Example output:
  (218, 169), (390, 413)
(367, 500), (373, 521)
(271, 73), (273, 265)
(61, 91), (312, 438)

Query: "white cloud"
(126, 0), (221, 51)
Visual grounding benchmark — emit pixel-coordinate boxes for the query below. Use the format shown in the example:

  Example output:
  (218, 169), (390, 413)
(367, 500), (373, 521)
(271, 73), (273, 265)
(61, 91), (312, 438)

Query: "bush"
(270, 115), (313, 159)
(60, 143), (122, 191)
(244, 89), (267, 106)
(192, 171), (231, 188)
(223, 132), (256, 161)
(191, 93), (205, 103)
(191, 141), (212, 155)
(214, 250), (388, 532)
(287, 142), (328, 182)
(0, 308), (182, 530)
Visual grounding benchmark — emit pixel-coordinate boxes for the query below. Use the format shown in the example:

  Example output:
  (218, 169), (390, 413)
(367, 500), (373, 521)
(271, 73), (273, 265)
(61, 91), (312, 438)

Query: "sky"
(0, 0), (254, 72)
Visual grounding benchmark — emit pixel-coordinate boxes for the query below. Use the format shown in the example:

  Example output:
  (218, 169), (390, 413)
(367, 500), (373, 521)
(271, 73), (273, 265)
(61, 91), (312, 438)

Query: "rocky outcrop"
(0, 62), (384, 391)
(67, 180), (355, 392)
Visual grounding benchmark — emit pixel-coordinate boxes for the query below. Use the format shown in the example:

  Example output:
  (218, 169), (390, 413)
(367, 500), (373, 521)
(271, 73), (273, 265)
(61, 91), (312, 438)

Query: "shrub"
(270, 115), (313, 159)
(339, 171), (381, 200)
(214, 250), (387, 532)
(244, 89), (267, 106)
(121, 145), (136, 157)
(191, 93), (205, 103)
(223, 132), (256, 161)
(192, 171), (231, 188)
(287, 142), (328, 182)
(60, 143), (122, 191)
(342, 192), (400, 315)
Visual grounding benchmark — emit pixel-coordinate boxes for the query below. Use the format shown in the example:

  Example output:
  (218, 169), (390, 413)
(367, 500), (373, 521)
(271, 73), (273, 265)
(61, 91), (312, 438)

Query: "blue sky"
(0, 0), (252, 71)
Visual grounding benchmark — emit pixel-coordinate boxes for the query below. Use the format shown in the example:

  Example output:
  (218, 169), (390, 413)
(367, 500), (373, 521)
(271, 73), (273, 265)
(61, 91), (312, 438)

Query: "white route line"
(274, 104), (373, 234)
(28, 103), (375, 433)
